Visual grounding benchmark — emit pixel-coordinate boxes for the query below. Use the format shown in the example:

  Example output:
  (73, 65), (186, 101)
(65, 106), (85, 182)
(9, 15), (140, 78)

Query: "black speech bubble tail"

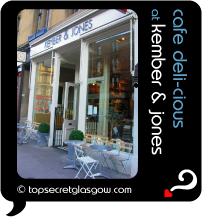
(7, 200), (26, 216)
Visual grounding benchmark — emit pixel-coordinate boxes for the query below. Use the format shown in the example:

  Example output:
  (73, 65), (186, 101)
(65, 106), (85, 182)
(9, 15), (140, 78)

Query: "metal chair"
(97, 136), (108, 145)
(23, 120), (33, 140)
(30, 122), (40, 140)
(83, 134), (108, 170)
(102, 139), (122, 171)
(20, 117), (28, 125)
(84, 134), (99, 157)
(84, 134), (99, 145)
(74, 145), (99, 179)
(84, 134), (108, 157)
(109, 141), (133, 178)
(24, 122), (40, 141)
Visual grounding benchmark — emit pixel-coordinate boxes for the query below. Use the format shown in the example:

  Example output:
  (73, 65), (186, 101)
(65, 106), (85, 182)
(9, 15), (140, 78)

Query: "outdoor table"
(63, 140), (87, 171)
(89, 145), (112, 179)
(17, 125), (29, 145)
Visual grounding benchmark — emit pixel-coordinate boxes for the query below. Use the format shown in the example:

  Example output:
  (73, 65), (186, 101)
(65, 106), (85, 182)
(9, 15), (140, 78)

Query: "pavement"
(17, 138), (128, 179)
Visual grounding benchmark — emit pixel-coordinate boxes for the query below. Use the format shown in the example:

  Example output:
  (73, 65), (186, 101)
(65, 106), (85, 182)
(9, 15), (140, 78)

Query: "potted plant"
(69, 130), (84, 141)
(37, 122), (50, 147)
(68, 130), (84, 160)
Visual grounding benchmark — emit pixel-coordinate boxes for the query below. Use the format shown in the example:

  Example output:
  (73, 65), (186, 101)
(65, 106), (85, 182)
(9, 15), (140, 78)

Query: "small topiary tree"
(38, 123), (50, 133)
(69, 130), (84, 141)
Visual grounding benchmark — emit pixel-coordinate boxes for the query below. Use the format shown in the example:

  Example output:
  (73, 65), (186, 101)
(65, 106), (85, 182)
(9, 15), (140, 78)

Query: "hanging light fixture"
(116, 37), (127, 42)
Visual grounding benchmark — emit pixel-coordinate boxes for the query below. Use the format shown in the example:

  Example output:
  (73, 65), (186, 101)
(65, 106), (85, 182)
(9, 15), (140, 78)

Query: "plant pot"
(37, 132), (49, 147)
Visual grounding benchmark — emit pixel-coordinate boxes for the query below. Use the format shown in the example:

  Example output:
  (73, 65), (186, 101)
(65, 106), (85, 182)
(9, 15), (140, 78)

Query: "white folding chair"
(30, 122), (40, 140)
(23, 120), (33, 140)
(74, 145), (99, 179)
(102, 139), (122, 171)
(109, 141), (133, 178)
(84, 134), (99, 157)
(24, 122), (40, 141)
(20, 117), (28, 125)
(97, 136), (108, 145)
(83, 135), (109, 171)
(84, 134), (108, 158)
(84, 134), (98, 145)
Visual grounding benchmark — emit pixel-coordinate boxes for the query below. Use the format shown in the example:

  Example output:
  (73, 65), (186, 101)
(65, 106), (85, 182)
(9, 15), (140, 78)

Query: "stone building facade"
(17, 9), (82, 121)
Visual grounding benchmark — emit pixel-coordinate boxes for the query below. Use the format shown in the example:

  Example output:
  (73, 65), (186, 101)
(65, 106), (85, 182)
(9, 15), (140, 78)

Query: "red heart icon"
(164, 189), (173, 198)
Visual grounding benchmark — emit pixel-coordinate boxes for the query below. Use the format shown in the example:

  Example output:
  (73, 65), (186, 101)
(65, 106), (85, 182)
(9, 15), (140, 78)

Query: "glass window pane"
(97, 45), (101, 55)
(116, 41), (118, 51)
(66, 86), (74, 120)
(111, 58), (114, 72)
(34, 61), (53, 124)
(86, 83), (100, 135)
(115, 57), (119, 70)
(111, 42), (114, 52)
(86, 30), (134, 144)
(88, 49), (103, 78)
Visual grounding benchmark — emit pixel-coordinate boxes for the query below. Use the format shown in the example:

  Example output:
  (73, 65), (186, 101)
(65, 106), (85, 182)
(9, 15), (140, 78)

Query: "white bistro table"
(89, 145), (112, 179)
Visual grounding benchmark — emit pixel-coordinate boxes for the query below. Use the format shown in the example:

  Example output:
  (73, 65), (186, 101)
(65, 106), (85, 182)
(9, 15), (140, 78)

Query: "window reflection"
(86, 31), (134, 143)
(34, 61), (53, 124)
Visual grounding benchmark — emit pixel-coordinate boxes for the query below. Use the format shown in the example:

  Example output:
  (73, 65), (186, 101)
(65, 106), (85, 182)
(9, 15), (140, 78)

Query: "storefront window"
(86, 31), (134, 143)
(33, 60), (53, 124)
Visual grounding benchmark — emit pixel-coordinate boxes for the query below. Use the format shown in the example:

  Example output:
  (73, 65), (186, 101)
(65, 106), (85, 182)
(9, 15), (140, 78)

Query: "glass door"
(62, 82), (79, 145)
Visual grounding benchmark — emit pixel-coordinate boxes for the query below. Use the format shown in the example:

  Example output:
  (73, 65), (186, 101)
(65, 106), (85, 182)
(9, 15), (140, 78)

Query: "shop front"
(28, 9), (138, 177)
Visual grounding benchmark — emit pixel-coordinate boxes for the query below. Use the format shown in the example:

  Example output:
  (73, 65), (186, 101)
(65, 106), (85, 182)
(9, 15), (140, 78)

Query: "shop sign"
(17, 51), (26, 62)
(44, 19), (93, 49)
(30, 10), (128, 58)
